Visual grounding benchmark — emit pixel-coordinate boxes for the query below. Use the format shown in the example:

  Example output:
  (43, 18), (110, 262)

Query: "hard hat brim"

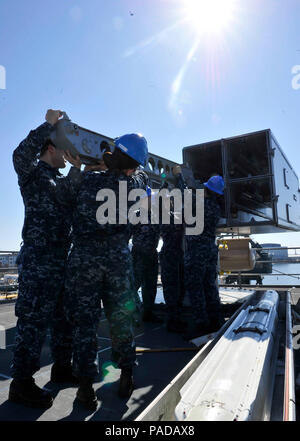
(204, 182), (224, 195)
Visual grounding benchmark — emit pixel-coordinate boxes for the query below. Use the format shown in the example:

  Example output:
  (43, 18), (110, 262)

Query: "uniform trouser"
(160, 251), (184, 321)
(64, 242), (138, 379)
(131, 249), (158, 314)
(11, 245), (72, 380)
(184, 242), (222, 326)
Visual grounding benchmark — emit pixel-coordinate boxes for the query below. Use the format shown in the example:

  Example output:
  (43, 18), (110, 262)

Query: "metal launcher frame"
(183, 129), (300, 235)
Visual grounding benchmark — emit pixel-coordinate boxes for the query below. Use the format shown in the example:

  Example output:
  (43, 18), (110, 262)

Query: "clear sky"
(0, 0), (300, 250)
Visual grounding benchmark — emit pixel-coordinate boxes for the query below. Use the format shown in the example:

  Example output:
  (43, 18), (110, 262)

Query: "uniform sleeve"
(176, 173), (189, 192)
(128, 169), (149, 190)
(12, 122), (53, 187)
(175, 173), (194, 204)
(175, 173), (197, 223)
(54, 167), (84, 207)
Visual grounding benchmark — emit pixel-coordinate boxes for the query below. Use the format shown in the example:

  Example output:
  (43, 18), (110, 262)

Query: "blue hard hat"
(114, 133), (148, 167)
(204, 175), (224, 195)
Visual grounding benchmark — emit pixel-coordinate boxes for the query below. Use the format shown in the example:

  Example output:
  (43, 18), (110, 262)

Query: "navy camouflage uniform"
(12, 122), (82, 380)
(64, 170), (148, 379)
(177, 175), (223, 327)
(160, 218), (185, 322)
(131, 217), (160, 316)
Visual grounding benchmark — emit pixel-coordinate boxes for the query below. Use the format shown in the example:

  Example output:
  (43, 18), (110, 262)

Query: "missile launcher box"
(143, 153), (182, 189)
(183, 129), (300, 234)
(50, 115), (182, 180)
(50, 116), (115, 165)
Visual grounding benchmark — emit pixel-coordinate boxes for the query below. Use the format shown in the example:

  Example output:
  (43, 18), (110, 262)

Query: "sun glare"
(183, 0), (237, 35)
(123, 0), (240, 121)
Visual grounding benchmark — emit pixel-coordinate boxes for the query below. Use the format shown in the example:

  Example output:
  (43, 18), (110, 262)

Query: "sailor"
(131, 187), (161, 323)
(173, 167), (225, 340)
(9, 109), (83, 409)
(64, 133), (149, 410)
(159, 191), (186, 333)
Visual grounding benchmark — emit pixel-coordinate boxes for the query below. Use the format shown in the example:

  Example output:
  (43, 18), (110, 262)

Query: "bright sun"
(183, 0), (237, 35)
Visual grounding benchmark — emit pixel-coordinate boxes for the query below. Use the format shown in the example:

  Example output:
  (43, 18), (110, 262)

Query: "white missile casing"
(175, 291), (279, 421)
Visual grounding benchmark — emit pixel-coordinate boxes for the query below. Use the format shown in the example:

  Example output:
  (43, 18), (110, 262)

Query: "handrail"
(251, 247), (300, 251)
(219, 284), (300, 290)
(1, 247), (300, 253)
(283, 291), (296, 421)
(244, 259), (300, 264)
(223, 273), (300, 276)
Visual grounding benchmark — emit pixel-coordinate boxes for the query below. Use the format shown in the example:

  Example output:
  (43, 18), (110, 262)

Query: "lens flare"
(183, 0), (237, 35)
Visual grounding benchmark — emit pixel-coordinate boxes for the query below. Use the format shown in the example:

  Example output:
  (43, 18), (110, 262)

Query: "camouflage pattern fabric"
(131, 249), (159, 314)
(177, 174), (223, 326)
(131, 221), (160, 255)
(184, 240), (222, 326)
(159, 222), (185, 321)
(64, 169), (148, 378)
(11, 122), (82, 379)
(131, 221), (160, 314)
(12, 122), (81, 245)
(12, 245), (72, 379)
(71, 169), (148, 239)
(64, 238), (139, 378)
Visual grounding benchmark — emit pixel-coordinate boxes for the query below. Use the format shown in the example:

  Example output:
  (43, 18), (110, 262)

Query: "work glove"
(45, 109), (63, 126)
(172, 165), (182, 176)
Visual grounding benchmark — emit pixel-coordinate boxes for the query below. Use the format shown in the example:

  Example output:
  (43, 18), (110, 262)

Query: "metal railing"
(0, 251), (19, 301)
(220, 246), (300, 291)
(1, 247), (300, 292)
(251, 246), (300, 252)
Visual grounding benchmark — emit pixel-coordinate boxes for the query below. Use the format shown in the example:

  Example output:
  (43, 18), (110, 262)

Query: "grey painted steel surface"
(49, 115), (181, 183)
(50, 120), (300, 234)
(50, 121), (300, 232)
(175, 291), (280, 421)
(50, 115), (115, 164)
(135, 294), (254, 421)
(182, 129), (300, 234)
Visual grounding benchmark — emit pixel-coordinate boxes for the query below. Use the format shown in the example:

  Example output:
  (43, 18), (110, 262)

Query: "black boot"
(118, 368), (134, 399)
(76, 377), (98, 411)
(8, 377), (53, 409)
(50, 363), (79, 384)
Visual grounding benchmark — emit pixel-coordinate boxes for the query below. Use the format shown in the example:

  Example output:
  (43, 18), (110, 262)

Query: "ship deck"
(0, 287), (299, 421)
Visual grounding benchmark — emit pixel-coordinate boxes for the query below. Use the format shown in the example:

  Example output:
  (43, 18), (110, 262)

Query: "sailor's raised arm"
(129, 169), (149, 191)
(12, 122), (53, 186)
(12, 110), (62, 186)
(53, 154), (83, 207)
